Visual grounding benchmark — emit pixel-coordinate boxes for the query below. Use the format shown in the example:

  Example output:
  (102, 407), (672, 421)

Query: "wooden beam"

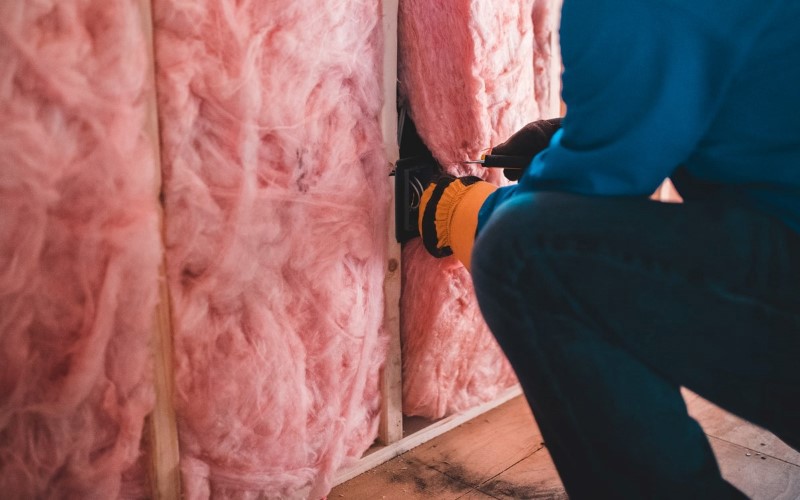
(337, 385), (523, 485)
(149, 269), (182, 500)
(138, 1), (181, 498)
(378, 0), (403, 446)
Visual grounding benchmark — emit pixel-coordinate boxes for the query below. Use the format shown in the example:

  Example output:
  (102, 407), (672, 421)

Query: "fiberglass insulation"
(399, 0), (561, 418)
(153, 1), (389, 497)
(0, 1), (161, 497)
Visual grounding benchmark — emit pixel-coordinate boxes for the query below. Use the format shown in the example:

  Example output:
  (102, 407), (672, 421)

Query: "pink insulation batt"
(153, 1), (389, 498)
(0, 1), (161, 498)
(399, 0), (561, 418)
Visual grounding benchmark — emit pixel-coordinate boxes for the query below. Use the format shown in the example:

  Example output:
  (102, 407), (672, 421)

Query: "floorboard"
(477, 447), (566, 500)
(710, 437), (800, 500)
(329, 454), (473, 500)
(403, 396), (543, 485)
(331, 394), (800, 499)
(687, 392), (800, 466)
(455, 489), (498, 499)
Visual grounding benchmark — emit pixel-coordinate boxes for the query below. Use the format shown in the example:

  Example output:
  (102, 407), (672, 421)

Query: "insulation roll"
(153, 1), (390, 497)
(0, 1), (162, 497)
(398, 0), (561, 418)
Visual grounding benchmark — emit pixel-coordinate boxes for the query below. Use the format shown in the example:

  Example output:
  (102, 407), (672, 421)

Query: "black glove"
(492, 117), (562, 181)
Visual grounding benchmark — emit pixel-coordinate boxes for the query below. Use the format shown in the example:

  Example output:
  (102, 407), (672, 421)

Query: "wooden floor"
(331, 391), (800, 499)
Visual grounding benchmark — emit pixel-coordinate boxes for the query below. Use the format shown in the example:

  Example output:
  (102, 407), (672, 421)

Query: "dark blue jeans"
(472, 192), (800, 499)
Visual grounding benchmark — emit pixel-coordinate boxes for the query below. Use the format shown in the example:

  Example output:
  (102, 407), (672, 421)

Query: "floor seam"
(473, 443), (547, 494)
(705, 433), (800, 468)
(420, 462), (487, 495)
(453, 487), (502, 500)
(425, 442), (546, 498)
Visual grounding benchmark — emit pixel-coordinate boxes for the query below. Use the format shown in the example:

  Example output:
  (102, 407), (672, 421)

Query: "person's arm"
(479, 0), (774, 229)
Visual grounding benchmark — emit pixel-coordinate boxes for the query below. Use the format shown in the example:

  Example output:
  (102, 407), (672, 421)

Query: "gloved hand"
(491, 117), (562, 181)
(416, 117), (562, 269)
(418, 176), (497, 270)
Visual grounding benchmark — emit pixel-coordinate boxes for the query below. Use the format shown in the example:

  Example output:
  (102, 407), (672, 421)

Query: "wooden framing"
(140, 1), (182, 498)
(148, 267), (182, 500)
(378, 0), (404, 447)
(335, 385), (522, 485)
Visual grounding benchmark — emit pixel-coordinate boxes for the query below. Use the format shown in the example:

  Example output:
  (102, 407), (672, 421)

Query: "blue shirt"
(479, 0), (800, 233)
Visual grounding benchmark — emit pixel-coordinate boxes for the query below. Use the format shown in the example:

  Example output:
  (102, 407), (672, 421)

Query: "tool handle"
(481, 154), (532, 169)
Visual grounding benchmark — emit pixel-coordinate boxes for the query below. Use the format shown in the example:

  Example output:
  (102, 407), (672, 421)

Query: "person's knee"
(472, 191), (605, 323)
(473, 190), (631, 279)
(472, 191), (560, 278)
(472, 192), (554, 309)
(472, 194), (532, 281)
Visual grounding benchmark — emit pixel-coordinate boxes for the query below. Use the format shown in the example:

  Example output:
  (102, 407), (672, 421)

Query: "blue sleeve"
(478, 0), (772, 232)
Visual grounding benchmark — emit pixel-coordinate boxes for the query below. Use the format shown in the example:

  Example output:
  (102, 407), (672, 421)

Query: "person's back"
(675, 0), (800, 232)
(489, 0), (800, 235)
